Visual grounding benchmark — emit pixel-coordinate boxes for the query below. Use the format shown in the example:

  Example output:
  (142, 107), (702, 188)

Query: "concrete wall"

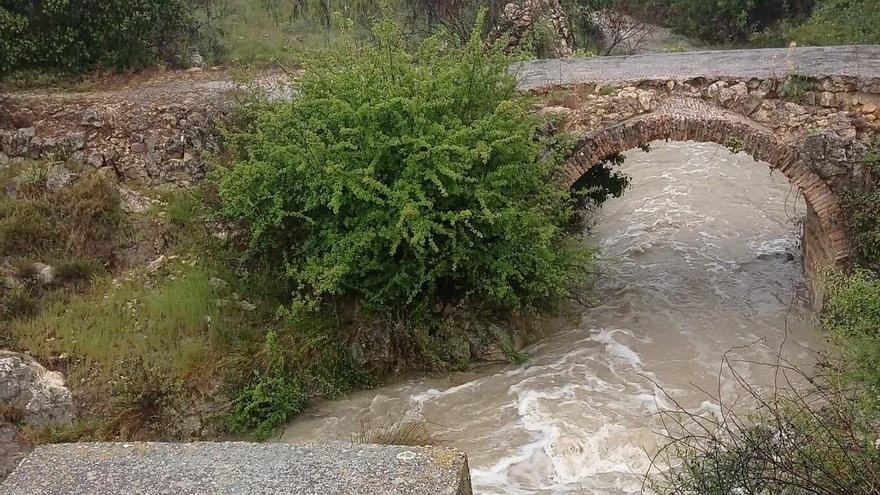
(0, 442), (473, 495)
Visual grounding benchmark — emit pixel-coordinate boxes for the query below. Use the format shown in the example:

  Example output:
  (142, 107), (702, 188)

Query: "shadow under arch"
(562, 97), (851, 278)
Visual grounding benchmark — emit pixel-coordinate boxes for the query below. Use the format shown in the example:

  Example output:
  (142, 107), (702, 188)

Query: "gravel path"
(516, 45), (880, 89)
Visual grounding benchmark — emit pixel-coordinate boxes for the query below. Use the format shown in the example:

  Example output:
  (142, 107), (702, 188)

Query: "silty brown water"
(282, 141), (820, 494)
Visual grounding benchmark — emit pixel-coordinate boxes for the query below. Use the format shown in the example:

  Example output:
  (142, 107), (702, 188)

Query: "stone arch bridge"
(2, 46), (880, 287)
(521, 46), (880, 287)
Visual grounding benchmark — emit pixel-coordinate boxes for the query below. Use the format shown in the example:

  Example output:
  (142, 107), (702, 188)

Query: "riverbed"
(282, 141), (820, 494)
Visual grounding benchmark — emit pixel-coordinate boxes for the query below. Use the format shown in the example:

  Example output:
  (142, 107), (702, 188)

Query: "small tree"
(216, 19), (594, 324)
(0, 0), (215, 74)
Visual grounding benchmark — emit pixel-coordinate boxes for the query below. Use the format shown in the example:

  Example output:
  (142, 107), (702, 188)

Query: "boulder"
(44, 164), (76, 191)
(0, 422), (29, 482)
(0, 350), (74, 424)
(32, 263), (55, 285)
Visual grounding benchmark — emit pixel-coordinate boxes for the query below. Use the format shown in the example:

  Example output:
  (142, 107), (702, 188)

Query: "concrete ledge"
(0, 442), (473, 495)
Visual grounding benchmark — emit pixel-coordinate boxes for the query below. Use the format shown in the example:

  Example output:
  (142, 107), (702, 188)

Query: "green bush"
(226, 332), (305, 440)
(842, 190), (880, 267)
(839, 142), (880, 268)
(819, 270), (880, 402)
(787, 0), (880, 45)
(0, 0), (211, 74)
(216, 20), (593, 321)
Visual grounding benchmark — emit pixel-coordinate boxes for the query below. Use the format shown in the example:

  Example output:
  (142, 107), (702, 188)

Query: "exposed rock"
(32, 262), (55, 285)
(80, 108), (103, 128)
(209, 277), (229, 290)
(0, 350), (74, 424)
(236, 300), (256, 312)
(757, 252), (796, 263)
(706, 81), (727, 99)
(488, 0), (574, 58)
(147, 255), (168, 273)
(740, 91), (765, 115)
(637, 91), (653, 112)
(44, 163), (76, 191)
(86, 152), (105, 168)
(61, 132), (84, 151)
(118, 185), (151, 214)
(190, 52), (206, 69)
(819, 91), (835, 107)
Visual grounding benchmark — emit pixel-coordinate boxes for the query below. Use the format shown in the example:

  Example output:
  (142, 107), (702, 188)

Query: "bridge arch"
(562, 97), (851, 285)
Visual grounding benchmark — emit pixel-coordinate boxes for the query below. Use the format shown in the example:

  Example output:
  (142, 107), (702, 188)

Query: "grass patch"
(354, 418), (438, 446)
(0, 164), (122, 266)
(9, 264), (226, 380)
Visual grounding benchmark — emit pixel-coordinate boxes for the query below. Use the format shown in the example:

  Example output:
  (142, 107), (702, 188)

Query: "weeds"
(778, 74), (812, 104)
(0, 288), (38, 321)
(0, 165), (121, 265)
(354, 418), (439, 446)
(647, 353), (880, 495)
(7, 263), (225, 381)
(225, 331), (305, 440)
(724, 136), (744, 154)
(20, 419), (110, 444)
(109, 358), (183, 440)
(0, 402), (25, 425)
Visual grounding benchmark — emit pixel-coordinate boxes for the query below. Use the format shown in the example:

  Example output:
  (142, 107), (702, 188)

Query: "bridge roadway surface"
(515, 45), (880, 89)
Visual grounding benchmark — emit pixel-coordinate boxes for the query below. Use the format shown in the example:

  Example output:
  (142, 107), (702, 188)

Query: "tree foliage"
(216, 20), (594, 322)
(787, 0), (880, 45)
(663, 0), (812, 43)
(0, 0), (214, 74)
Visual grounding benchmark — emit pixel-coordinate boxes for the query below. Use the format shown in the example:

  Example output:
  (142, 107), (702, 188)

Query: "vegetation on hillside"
(0, 0), (221, 75)
(787, 0), (880, 46)
(2, 0), (878, 85)
(1, 18), (630, 441)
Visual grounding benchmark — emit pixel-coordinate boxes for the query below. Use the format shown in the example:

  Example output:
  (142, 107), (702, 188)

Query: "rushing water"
(282, 141), (821, 494)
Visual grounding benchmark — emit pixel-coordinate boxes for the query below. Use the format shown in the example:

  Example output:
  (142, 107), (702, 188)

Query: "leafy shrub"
(778, 74), (813, 103)
(0, 0), (213, 74)
(842, 190), (880, 268)
(787, 0), (880, 45)
(664, 0), (809, 43)
(226, 332), (305, 440)
(216, 20), (593, 321)
(839, 142), (880, 268)
(819, 270), (880, 404)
